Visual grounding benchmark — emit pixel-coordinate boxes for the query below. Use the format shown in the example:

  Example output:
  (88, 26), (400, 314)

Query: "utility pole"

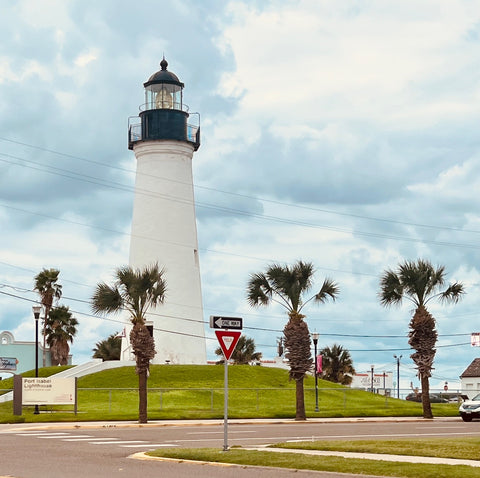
(393, 355), (402, 399)
(370, 365), (375, 393)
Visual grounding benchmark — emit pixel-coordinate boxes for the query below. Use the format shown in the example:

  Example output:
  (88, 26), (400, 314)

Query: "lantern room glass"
(145, 84), (183, 111)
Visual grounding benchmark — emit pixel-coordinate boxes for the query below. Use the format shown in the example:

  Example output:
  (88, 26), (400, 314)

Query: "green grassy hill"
(0, 364), (459, 423)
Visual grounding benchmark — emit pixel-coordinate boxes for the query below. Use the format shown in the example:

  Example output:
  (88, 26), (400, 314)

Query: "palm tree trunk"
(420, 374), (433, 419)
(42, 305), (50, 367)
(138, 369), (148, 424)
(295, 377), (306, 420)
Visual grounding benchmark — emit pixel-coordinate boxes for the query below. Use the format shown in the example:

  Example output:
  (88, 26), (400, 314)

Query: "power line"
(3, 141), (480, 253)
(1, 288), (473, 346)
(2, 136), (480, 237)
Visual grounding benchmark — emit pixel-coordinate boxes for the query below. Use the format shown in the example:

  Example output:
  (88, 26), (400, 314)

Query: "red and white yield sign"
(215, 330), (241, 360)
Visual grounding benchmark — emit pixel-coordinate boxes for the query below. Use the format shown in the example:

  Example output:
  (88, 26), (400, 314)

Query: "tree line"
(32, 257), (465, 423)
(33, 268), (78, 367)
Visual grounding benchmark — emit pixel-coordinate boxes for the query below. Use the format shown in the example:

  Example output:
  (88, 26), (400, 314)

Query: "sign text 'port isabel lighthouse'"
(123, 58), (206, 364)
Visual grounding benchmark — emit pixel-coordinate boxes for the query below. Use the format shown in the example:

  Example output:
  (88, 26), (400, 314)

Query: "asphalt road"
(0, 418), (478, 478)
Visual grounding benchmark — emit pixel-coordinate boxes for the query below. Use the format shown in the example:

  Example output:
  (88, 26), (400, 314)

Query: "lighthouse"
(124, 58), (206, 364)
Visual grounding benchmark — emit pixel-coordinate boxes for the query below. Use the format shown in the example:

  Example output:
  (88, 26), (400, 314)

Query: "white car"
(459, 393), (480, 422)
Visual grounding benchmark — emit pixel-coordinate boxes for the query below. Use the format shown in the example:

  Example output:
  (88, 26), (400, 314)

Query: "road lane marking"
(17, 432), (68, 436)
(90, 440), (146, 445)
(82, 438), (119, 442)
(120, 444), (178, 448)
(187, 430), (256, 435)
(61, 436), (96, 440)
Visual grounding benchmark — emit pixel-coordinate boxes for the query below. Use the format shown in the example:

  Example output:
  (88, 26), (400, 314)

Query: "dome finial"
(160, 55), (168, 71)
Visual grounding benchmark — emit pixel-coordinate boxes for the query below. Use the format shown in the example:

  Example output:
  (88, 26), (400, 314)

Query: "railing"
(127, 113), (200, 149)
(72, 387), (463, 415)
(138, 102), (189, 113)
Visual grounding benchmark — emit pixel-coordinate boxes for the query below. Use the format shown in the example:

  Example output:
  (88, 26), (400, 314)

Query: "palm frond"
(439, 282), (465, 304)
(379, 269), (403, 306)
(313, 278), (339, 304)
(91, 283), (123, 314)
(246, 272), (272, 307)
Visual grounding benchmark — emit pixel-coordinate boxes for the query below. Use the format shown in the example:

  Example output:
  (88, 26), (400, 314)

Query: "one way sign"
(209, 316), (243, 330)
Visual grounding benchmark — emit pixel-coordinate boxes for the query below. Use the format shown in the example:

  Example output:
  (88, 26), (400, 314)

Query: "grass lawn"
(0, 364), (461, 422)
(271, 437), (480, 461)
(148, 438), (480, 478)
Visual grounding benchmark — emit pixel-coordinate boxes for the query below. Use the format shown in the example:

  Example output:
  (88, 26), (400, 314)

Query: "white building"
(122, 58), (206, 364)
(460, 358), (480, 398)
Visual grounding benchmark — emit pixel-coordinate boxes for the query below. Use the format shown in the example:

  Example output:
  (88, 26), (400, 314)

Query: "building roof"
(460, 358), (480, 378)
(144, 58), (184, 88)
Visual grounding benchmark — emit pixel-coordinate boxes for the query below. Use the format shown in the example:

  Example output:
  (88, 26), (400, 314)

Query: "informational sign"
(215, 330), (241, 360)
(210, 316), (243, 330)
(0, 357), (17, 371)
(350, 372), (393, 390)
(471, 333), (480, 347)
(22, 378), (76, 405)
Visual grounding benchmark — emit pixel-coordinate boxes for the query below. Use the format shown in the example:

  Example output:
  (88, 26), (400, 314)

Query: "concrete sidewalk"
(0, 415), (458, 431)
(243, 445), (480, 468)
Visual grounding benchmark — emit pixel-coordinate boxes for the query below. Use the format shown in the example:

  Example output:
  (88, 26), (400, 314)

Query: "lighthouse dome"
(144, 58), (184, 88)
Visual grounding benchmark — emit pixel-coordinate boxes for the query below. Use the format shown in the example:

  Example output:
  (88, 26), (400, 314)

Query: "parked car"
(439, 393), (469, 403)
(405, 393), (448, 403)
(459, 393), (480, 422)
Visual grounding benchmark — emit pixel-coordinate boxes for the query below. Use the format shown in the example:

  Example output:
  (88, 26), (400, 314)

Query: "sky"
(1, 0), (480, 394)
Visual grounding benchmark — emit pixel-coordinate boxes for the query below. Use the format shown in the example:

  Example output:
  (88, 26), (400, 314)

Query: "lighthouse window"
(194, 249), (199, 267)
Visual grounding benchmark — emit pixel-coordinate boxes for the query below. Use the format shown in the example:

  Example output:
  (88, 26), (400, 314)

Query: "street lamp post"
(394, 355), (402, 399)
(370, 364), (375, 393)
(312, 332), (319, 412)
(32, 305), (41, 415)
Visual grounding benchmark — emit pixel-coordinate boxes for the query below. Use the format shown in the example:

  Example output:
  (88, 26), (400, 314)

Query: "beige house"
(460, 358), (480, 398)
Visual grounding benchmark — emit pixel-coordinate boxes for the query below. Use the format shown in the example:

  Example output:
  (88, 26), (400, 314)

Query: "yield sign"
(215, 330), (241, 360)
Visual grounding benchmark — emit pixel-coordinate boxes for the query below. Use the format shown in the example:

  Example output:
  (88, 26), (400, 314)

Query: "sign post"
(214, 329), (241, 452)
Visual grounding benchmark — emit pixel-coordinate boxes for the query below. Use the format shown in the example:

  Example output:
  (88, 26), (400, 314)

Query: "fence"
(70, 387), (461, 416)
(1, 386), (466, 417)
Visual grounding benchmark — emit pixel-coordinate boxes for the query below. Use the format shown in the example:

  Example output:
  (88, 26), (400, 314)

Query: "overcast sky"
(1, 0), (480, 392)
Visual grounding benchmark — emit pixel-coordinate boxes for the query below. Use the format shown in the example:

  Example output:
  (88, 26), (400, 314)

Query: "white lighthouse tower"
(124, 58), (206, 364)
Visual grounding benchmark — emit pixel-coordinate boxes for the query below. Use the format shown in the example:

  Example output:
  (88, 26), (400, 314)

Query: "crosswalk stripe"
(121, 443), (178, 448)
(14, 431), (171, 449)
(91, 440), (146, 445)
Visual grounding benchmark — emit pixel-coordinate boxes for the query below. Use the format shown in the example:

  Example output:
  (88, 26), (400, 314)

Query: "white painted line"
(16, 432), (49, 435)
(61, 436), (94, 440)
(120, 444), (177, 448)
(83, 438), (119, 442)
(187, 430), (256, 435)
(18, 432), (68, 436)
(91, 440), (146, 445)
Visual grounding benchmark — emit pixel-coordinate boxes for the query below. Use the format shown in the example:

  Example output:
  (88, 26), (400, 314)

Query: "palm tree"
(215, 335), (262, 365)
(319, 344), (355, 385)
(92, 333), (122, 361)
(34, 268), (62, 366)
(247, 260), (339, 420)
(45, 305), (78, 365)
(91, 263), (166, 423)
(379, 259), (464, 419)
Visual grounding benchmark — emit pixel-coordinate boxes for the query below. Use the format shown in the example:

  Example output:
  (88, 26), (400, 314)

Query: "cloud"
(0, 0), (479, 391)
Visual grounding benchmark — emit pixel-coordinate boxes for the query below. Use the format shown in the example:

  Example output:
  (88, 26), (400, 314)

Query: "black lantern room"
(128, 58), (200, 150)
